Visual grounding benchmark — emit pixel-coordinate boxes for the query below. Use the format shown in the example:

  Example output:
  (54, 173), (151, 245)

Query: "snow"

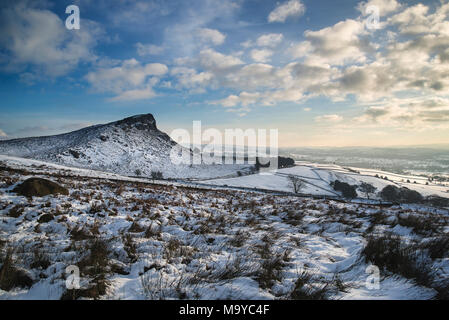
(1, 157), (448, 300)
(0, 115), (251, 180)
(204, 162), (449, 199)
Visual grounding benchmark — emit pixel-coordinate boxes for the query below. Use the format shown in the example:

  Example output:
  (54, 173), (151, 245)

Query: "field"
(205, 162), (449, 199)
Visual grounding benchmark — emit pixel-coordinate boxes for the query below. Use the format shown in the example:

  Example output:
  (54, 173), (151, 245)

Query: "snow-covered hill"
(0, 114), (249, 179)
(205, 162), (449, 199)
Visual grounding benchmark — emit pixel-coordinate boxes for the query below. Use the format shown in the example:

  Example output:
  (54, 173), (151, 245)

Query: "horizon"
(2, 111), (449, 149)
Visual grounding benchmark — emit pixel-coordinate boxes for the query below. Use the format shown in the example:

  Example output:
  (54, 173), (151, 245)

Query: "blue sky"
(1, 0), (449, 147)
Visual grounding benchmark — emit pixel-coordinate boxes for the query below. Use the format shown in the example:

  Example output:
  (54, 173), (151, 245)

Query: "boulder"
(13, 178), (69, 197)
(38, 213), (55, 223)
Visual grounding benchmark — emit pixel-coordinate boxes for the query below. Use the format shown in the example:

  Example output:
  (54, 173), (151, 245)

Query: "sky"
(0, 0), (449, 147)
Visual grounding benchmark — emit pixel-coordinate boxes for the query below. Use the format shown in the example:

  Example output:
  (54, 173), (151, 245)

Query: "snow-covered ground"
(205, 162), (449, 199)
(0, 156), (448, 300)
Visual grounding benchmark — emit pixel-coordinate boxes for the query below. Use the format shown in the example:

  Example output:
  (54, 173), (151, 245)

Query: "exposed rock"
(38, 213), (55, 223)
(13, 178), (69, 197)
(68, 149), (81, 159)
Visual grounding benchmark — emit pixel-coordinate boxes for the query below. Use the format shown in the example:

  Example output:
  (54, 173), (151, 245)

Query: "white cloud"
(250, 49), (273, 63)
(268, 0), (305, 23)
(196, 28), (226, 45)
(197, 49), (244, 71)
(302, 19), (369, 66)
(357, 0), (401, 16)
(109, 87), (157, 102)
(315, 114), (344, 123)
(389, 2), (449, 36)
(161, 0), (239, 57)
(85, 59), (168, 101)
(173, 0), (449, 125)
(288, 41), (313, 59)
(354, 97), (449, 129)
(214, 92), (261, 108)
(171, 67), (213, 92)
(256, 33), (284, 47)
(136, 43), (164, 56)
(0, 2), (102, 77)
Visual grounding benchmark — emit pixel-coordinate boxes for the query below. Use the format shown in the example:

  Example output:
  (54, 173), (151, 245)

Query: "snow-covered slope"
(0, 157), (447, 300)
(205, 162), (449, 199)
(0, 114), (248, 179)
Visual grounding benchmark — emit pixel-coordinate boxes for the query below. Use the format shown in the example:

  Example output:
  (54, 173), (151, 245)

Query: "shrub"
(358, 182), (377, 199)
(151, 171), (163, 180)
(290, 270), (329, 300)
(38, 213), (54, 223)
(0, 249), (34, 291)
(423, 235), (449, 260)
(332, 180), (357, 199)
(78, 239), (110, 277)
(399, 188), (423, 203)
(362, 235), (435, 287)
(380, 185), (423, 203)
(8, 205), (24, 218)
(379, 185), (399, 202)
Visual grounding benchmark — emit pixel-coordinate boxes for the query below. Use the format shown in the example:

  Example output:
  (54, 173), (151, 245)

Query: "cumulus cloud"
(268, 0), (305, 23)
(170, 0), (449, 131)
(250, 49), (273, 63)
(110, 87), (157, 102)
(171, 67), (213, 92)
(213, 92), (261, 108)
(256, 33), (284, 47)
(173, 49), (246, 91)
(389, 2), (449, 35)
(357, 0), (401, 16)
(300, 19), (370, 66)
(161, 0), (239, 57)
(196, 28), (226, 46)
(85, 59), (168, 101)
(197, 49), (244, 72)
(354, 97), (449, 129)
(0, 1), (102, 77)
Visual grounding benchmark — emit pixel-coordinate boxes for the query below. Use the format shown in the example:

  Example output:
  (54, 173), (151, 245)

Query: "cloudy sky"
(1, 0), (449, 147)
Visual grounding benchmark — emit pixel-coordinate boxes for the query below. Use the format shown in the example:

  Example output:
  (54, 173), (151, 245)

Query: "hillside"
(205, 162), (449, 200)
(0, 156), (448, 300)
(0, 114), (249, 179)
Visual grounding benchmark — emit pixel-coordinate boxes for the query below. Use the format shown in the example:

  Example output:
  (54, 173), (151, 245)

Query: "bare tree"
(288, 176), (305, 194)
(358, 182), (377, 199)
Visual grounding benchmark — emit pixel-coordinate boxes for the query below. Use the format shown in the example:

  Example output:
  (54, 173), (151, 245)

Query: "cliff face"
(0, 114), (181, 176)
